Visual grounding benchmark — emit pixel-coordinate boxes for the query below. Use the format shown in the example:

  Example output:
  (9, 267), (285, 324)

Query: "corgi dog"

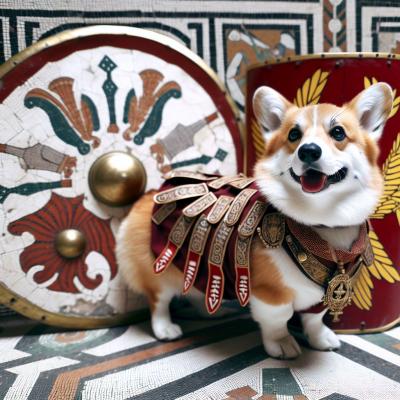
(116, 82), (392, 359)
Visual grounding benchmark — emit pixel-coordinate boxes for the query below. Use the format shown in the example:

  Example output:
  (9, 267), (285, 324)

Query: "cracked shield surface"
(0, 26), (243, 327)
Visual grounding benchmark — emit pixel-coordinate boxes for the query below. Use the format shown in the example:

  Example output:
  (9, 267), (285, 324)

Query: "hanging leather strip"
(228, 177), (256, 189)
(182, 214), (211, 293)
(154, 214), (195, 274)
(206, 220), (233, 313)
(224, 188), (258, 226)
(206, 195), (233, 224)
(234, 235), (252, 306)
(208, 174), (244, 189)
(183, 192), (217, 218)
(153, 183), (209, 204)
(151, 202), (177, 225)
(232, 200), (267, 306)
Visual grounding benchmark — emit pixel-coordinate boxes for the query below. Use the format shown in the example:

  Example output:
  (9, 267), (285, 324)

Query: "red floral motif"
(8, 193), (117, 293)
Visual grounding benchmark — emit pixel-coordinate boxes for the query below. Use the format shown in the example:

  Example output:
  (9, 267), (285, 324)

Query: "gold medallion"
(323, 266), (353, 322)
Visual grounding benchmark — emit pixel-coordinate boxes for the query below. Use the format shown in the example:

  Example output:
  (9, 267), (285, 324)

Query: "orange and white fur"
(116, 83), (392, 359)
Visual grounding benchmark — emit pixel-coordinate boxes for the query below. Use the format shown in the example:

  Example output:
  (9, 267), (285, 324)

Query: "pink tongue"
(300, 170), (327, 193)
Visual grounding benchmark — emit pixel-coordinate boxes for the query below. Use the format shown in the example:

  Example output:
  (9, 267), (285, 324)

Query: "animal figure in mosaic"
(226, 28), (295, 108)
(122, 69), (182, 145)
(24, 77), (100, 155)
(117, 82), (394, 359)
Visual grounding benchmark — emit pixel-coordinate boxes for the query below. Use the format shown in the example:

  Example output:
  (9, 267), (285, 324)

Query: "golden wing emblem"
(371, 133), (400, 221)
(293, 69), (329, 107)
(364, 77), (400, 119)
(352, 230), (400, 310)
(352, 131), (400, 310)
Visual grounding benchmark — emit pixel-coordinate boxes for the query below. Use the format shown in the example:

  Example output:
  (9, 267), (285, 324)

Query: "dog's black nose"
(298, 143), (322, 163)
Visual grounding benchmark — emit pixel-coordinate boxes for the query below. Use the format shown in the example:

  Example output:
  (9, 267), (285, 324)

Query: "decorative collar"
(286, 218), (368, 265)
(258, 211), (373, 322)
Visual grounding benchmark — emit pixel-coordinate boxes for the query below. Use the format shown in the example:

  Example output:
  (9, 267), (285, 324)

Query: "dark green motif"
(122, 69), (182, 143)
(170, 148), (227, 169)
(99, 56), (119, 133)
(24, 97), (91, 155)
(24, 77), (100, 155)
(81, 95), (100, 131)
(123, 89), (137, 124)
(0, 180), (71, 203)
(133, 88), (182, 145)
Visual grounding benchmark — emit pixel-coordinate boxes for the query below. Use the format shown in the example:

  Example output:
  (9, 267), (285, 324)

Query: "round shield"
(0, 25), (243, 328)
(247, 54), (400, 333)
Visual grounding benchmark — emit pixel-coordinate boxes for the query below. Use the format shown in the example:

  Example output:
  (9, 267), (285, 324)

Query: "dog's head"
(253, 83), (393, 227)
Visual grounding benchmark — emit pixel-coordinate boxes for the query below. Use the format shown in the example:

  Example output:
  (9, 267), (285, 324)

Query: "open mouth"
(289, 167), (348, 193)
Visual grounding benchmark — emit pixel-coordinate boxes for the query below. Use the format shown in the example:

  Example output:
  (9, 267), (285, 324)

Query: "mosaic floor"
(0, 309), (399, 400)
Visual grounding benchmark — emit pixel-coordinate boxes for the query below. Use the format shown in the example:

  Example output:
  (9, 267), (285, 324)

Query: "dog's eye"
(288, 127), (302, 142)
(330, 126), (346, 141)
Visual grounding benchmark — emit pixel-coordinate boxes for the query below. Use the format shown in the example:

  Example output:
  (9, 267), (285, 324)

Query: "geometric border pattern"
(0, 1), (323, 78)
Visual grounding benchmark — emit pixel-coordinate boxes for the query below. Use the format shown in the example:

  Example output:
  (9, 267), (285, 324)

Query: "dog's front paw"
(307, 326), (341, 351)
(263, 335), (302, 359)
(152, 320), (183, 341)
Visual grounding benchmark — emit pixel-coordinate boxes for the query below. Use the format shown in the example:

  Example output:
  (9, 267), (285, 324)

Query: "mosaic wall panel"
(2, 0), (400, 113)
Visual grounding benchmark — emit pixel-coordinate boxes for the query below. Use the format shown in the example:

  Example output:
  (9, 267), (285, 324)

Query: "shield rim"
(247, 51), (399, 71)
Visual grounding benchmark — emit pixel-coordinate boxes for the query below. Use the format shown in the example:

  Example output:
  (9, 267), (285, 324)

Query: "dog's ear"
(252, 86), (292, 139)
(348, 82), (394, 141)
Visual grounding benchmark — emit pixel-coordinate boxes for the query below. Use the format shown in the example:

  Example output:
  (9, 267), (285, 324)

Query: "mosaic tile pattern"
(0, 314), (399, 399)
(0, 45), (238, 319)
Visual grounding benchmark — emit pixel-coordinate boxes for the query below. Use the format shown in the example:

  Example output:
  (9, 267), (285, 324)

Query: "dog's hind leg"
(250, 296), (301, 359)
(301, 310), (341, 350)
(116, 192), (183, 341)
